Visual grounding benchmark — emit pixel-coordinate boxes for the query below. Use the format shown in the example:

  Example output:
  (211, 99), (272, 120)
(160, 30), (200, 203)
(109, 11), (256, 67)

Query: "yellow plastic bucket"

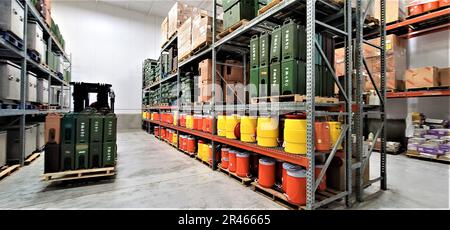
(226, 114), (240, 139)
(284, 119), (307, 154)
(257, 117), (279, 147)
(186, 115), (194, 129)
(241, 116), (257, 142)
(172, 133), (178, 145)
(217, 115), (227, 137)
(142, 112), (146, 119)
(173, 111), (178, 126)
(328, 122), (343, 150)
(198, 142), (204, 159)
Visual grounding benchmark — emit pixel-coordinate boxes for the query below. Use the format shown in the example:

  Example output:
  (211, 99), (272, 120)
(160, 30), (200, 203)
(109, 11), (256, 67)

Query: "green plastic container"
(75, 143), (89, 170)
(259, 66), (270, 97)
(281, 59), (306, 95)
(89, 113), (104, 142)
(250, 35), (259, 68)
(61, 113), (76, 145)
(60, 144), (74, 171)
(103, 114), (117, 142)
(89, 142), (102, 168)
(75, 113), (90, 144)
(102, 142), (117, 167)
(270, 25), (282, 63)
(270, 62), (281, 96)
(281, 20), (306, 61)
(259, 31), (270, 67)
(250, 67), (259, 98)
(223, 1), (256, 30)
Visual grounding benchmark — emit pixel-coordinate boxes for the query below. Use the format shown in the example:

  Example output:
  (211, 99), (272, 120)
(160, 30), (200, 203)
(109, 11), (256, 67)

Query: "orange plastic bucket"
(282, 163), (302, 192)
(315, 122), (331, 151)
(179, 114), (186, 127)
(154, 126), (159, 137)
(221, 148), (229, 161)
(208, 145), (220, 165)
(228, 150), (237, 172)
(286, 168), (307, 205)
(423, 1), (439, 11)
(168, 130), (173, 142)
(193, 115), (202, 130)
(236, 152), (250, 177)
(258, 158), (275, 188)
(315, 164), (327, 192)
(153, 112), (159, 121)
(440, 0), (450, 7)
(160, 128), (166, 138)
(222, 157), (229, 169)
(187, 137), (196, 153)
(203, 116), (213, 133)
(408, 4), (423, 16)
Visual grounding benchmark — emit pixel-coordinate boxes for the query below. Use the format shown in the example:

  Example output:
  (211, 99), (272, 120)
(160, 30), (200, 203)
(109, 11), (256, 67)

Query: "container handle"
(251, 35), (258, 39)
(273, 25), (281, 30)
(283, 19), (293, 25)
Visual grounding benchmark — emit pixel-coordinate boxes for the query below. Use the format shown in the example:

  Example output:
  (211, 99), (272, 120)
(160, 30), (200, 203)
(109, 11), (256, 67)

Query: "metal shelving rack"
(0, 0), (72, 166)
(142, 0), (387, 209)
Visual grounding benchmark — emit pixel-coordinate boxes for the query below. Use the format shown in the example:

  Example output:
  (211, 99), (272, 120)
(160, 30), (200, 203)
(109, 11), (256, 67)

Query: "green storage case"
(250, 35), (259, 68)
(102, 142), (117, 167)
(281, 59), (306, 95)
(270, 62), (281, 96)
(270, 25), (282, 63)
(103, 114), (117, 142)
(281, 20), (306, 61)
(60, 144), (74, 171)
(75, 113), (90, 144)
(89, 142), (102, 168)
(61, 113), (76, 145)
(223, 1), (256, 30)
(259, 31), (271, 67)
(249, 67), (259, 98)
(89, 113), (104, 142)
(259, 66), (270, 97)
(75, 143), (89, 170)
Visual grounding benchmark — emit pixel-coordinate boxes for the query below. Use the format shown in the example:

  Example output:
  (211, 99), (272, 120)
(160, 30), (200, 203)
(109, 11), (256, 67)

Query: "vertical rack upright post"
(211, 0), (218, 170)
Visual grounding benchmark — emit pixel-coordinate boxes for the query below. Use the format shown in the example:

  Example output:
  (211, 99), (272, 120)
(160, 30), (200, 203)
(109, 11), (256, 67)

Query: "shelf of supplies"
(178, 47), (212, 68)
(387, 89), (450, 98)
(145, 119), (311, 167)
(0, 37), (25, 58)
(161, 34), (177, 52)
(0, 109), (70, 117)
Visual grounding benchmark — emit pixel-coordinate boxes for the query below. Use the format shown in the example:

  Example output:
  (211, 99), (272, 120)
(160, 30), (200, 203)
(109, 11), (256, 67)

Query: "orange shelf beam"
(387, 8), (450, 32)
(387, 90), (450, 98)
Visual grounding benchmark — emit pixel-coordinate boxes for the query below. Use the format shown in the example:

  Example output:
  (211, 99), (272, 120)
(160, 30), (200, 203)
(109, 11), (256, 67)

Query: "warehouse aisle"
(0, 130), (448, 209)
(0, 130), (284, 209)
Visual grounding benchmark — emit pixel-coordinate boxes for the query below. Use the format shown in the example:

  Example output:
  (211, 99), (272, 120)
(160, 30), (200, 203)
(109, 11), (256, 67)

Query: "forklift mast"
(70, 82), (115, 113)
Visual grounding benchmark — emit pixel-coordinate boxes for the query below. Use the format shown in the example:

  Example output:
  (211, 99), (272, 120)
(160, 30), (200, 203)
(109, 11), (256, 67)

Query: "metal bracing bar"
(363, 58), (384, 105)
(363, 177), (382, 187)
(317, 0), (341, 11)
(314, 40), (349, 103)
(363, 40), (382, 50)
(305, 0), (316, 210)
(315, 20), (348, 36)
(363, 0), (374, 23)
(216, 62), (244, 68)
(362, 123), (384, 172)
(314, 191), (349, 209)
(314, 125), (348, 193)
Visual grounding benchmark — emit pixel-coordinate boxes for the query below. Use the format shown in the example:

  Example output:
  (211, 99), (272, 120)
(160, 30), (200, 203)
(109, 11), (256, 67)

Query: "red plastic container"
(154, 126), (160, 137)
(160, 128), (166, 139)
(228, 150), (237, 172)
(236, 152), (250, 177)
(315, 122), (331, 151)
(423, 1), (439, 11)
(179, 114), (186, 127)
(315, 164), (327, 192)
(193, 115), (202, 130)
(187, 137), (196, 153)
(167, 130), (173, 142)
(153, 112), (160, 121)
(203, 116), (213, 133)
(221, 148), (229, 161)
(222, 157), (229, 169)
(282, 163), (302, 192)
(285, 169), (307, 205)
(208, 145), (220, 165)
(440, 0), (450, 7)
(408, 4), (424, 16)
(258, 158), (275, 188)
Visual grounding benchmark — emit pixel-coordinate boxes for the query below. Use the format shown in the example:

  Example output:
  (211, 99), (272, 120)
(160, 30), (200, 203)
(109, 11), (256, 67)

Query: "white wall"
(52, 0), (163, 114)
(408, 30), (450, 69)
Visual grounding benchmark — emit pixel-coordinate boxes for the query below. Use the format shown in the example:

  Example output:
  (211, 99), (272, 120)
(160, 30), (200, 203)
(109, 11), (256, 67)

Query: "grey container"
(36, 122), (45, 151)
(6, 124), (38, 164)
(0, 131), (6, 167)
(37, 78), (49, 104)
(27, 72), (38, 103)
(27, 21), (45, 57)
(50, 85), (61, 105)
(62, 86), (70, 108)
(0, 0), (25, 41)
(0, 60), (21, 101)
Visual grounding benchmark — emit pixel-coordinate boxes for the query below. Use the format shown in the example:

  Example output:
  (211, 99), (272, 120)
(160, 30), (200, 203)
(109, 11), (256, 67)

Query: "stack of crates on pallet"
(222, 60), (245, 104)
(222, 0), (257, 30)
(191, 14), (223, 52)
(161, 53), (169, 78)
(180, 73), (195, 104)
(160, 81), (178, 105)
(168, 47), (177, 73)
(143, 59), (159, 88)
(178, 17), (192, 61)
(168, 3), (197, 39)
(198, 59), (222, 103)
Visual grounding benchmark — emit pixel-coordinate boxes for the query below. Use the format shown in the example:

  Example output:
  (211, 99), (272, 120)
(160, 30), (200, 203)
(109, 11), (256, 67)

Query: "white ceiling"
(97, 0), (215, 18)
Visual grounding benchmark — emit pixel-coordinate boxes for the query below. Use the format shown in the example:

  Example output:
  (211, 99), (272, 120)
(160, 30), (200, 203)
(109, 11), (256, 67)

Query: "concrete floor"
(0, 130), (448, 209)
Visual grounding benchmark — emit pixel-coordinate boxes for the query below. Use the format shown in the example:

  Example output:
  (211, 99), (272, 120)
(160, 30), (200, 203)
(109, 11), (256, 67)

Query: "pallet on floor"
(42, 167), (116, 182)
(406, 150), (450, 164)
(258, 0), (283, 15)
(251, 182), (305, 210)
(179, 149), (196, 158)
(218, 165), (252, 186)
(217, 20), (249, 39)
(0, 164), (20, 181)
(250, 94), (339, 104)
(195, 156), (211, 167)
(24, 152), (41, 166)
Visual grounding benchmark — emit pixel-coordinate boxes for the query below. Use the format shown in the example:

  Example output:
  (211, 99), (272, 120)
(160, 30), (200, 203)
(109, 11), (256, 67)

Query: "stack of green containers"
(180, 76), (194, 104)
(259, 31), (271, 97)
(89, 113), (104, 168)
(60, 114), (76, 171)
(223, 0), (257, 30)
(75, 112), (90, 170)
(102, 113), (117, 167)
(249, 35), (259, 99)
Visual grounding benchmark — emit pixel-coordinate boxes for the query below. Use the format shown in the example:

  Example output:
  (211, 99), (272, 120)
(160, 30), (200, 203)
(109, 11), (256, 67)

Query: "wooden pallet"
(178, 52), (191, 63)
(251, 94), (339, 104)
(406, 150), (450, 164)
(195, 156), (211, 167)
(0, 164), (20, 181)
(251, 182), (305, 210)
(42, 167), (116, 182)
(406, 86), (450, 92)
(218, 165), (252, 186)
(217, 20), (249, 39)
(37, 103), (49, 111)
(24, 152), (41, 166)
(258, 0), (283, 15)
(191, 41), (211, 55)
(179, 149), (196, 158)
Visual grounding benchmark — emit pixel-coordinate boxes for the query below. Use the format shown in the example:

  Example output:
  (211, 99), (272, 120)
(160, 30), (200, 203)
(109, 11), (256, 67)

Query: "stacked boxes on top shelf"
(192, 14), (223, 52)
(142, 59), (159, 88)
(222, 0), (257, 30)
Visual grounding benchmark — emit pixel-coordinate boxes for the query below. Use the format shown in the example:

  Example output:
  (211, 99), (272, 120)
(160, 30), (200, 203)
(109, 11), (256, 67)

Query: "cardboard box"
(178, 17), (192, 60)
(160, 17), (168, 47)
(404, 66), (440, 89)
(439, 67), (450, 86)
(222, 60), (244, 82)
(223, 83), (246, 104)
(365, 72), (405, 91)
(199, 59), (222, 82)
(44, 0), (52, 26)
(373, 0), (407, 24)
(192, 15), (223, 51)
(168, 2), (195, 38)
(198, 81), (223, 102)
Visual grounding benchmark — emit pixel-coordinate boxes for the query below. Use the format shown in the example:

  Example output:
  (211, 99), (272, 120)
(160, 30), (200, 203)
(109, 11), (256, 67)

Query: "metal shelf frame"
(142, 0), (387, 210)
(0, 1), (72, 166)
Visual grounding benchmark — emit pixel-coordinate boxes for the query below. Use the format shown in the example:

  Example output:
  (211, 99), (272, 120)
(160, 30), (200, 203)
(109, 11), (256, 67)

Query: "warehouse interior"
(0, 0), (449, 210)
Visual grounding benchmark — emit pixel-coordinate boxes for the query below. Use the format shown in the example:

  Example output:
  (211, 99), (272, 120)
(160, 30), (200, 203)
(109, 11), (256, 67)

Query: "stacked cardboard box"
(44, 0), (52, 26)
(191, 15), (223, 52)
(168, 2), (196, 39)
(373, 0), (407, 24)
(408, 129), (450, 156)
(404, 66), (439, 89)
(178, 18), (192, 61)
(222, 60), (245, 104)
(160, 17), (168, 47)
(198, 59), (222, 102)
(439, 67), (450, 86)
